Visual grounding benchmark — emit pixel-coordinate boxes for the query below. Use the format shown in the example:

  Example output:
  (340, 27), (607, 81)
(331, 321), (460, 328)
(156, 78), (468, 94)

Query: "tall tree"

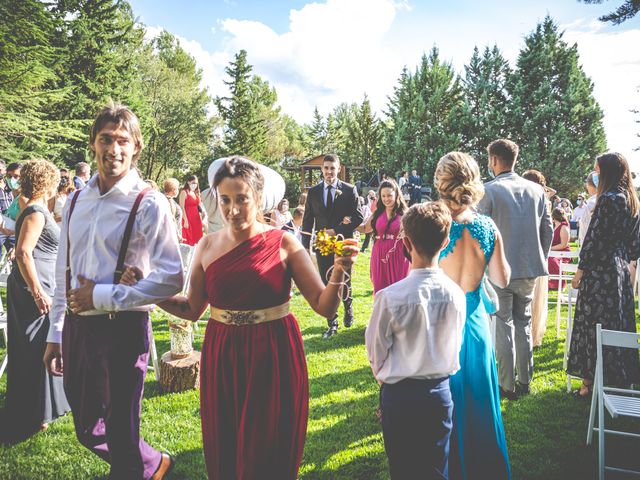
(134, 31), (215, 181)
(460, 45), (511, 176)
(579, 0), (640, 24)
(52, 0), (145, 164)
(346, 94), (384, 177)
(383, 47), (464, 182)
(0, 0), (83, 162)
(215, 50), (281, 163)
(509, 16), (606, 195)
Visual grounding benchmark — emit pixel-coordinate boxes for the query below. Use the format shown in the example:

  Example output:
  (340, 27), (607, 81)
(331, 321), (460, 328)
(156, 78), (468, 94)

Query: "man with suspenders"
(43, 104), (183, 479)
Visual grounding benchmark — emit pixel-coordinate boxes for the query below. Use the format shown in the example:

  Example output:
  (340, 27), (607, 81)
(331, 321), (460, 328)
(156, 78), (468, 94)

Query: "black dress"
(567, 189), (640, 386)
(3, 204), (70, 440)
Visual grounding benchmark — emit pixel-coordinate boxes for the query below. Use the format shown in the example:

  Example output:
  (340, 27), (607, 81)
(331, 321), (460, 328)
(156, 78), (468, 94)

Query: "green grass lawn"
(0, 251), (637, 479)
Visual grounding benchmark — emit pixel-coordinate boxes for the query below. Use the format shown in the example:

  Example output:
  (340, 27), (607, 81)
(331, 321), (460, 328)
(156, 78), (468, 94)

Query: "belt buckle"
(222, 310), (259, 326)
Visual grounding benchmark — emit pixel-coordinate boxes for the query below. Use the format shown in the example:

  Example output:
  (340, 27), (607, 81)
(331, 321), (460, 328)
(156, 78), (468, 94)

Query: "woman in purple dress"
(359, 180), (410, 294)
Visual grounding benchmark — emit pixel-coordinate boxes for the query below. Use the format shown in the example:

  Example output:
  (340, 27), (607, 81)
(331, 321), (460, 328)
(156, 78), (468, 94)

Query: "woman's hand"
(334, 239), (359, 270)
(183, 219), (189, 230)
(571, 268), (583, 289)
(119, 266), (144, 285)
(33, 291), (52, 315)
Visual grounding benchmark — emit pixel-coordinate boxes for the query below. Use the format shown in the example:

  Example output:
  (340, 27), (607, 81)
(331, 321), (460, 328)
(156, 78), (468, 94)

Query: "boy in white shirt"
(365, 201), (466, 480)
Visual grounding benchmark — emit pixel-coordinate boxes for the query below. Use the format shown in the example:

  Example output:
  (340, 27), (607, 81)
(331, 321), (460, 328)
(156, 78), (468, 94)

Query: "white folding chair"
(587, 324), (640, 479)
(548, 250), (579, 338)
(559, 263), (579, 391)
(0, 288), (8, 379)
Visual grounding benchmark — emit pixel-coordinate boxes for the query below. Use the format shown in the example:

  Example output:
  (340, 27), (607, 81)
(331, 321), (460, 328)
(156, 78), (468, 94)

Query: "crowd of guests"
(1, 101), (639, 480)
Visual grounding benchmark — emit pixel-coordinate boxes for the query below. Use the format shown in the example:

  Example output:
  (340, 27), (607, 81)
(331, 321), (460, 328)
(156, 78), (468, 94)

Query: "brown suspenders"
(65, 187), (152, 312)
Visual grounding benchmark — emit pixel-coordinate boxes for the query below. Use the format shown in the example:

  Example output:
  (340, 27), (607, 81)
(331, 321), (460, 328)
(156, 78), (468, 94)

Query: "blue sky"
(130, 0), (640, 168)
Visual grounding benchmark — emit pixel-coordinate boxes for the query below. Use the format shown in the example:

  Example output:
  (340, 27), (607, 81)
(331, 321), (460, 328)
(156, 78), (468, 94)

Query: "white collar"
(324, 179), (339, 189)
(87, 168), (142, 198)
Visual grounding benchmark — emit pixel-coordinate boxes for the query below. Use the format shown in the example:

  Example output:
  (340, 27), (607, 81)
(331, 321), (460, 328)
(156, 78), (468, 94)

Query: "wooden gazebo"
(286, 154), (363, 192)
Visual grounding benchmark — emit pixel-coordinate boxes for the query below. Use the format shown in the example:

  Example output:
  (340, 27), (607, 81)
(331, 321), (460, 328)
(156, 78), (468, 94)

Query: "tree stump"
(159, 350), (201, 393)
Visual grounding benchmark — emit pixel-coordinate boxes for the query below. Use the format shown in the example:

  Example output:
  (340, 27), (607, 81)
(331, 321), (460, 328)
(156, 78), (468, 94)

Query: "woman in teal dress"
(435, 152), (512, 480)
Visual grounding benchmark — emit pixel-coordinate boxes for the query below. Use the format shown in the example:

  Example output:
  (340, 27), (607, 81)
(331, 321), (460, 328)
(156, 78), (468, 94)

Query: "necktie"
(326, 184), (333, 210)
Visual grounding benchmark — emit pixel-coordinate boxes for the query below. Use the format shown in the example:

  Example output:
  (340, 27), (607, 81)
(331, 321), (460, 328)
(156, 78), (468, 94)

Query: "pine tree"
(215, 50), (280, 162)
(579, 0), (640, 24)
(460, 45), (511, 176)
(0, 0), (83, 162)
(347, 94), (383, 177)
(383, 47), (464, 183)
(509, 16), (606, 195)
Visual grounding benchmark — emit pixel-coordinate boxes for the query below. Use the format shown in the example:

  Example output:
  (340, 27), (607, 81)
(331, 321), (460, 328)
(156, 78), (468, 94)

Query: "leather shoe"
(516, 381), (530, 396)
(343, 308), (354, 328)
(151, 452), (174, 480)
(323, 317), (339, 338)
(499, 387), (518, 401)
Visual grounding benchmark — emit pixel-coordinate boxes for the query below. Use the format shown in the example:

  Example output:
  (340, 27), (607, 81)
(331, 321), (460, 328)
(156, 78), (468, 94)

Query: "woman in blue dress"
(434, 152), (512, 480)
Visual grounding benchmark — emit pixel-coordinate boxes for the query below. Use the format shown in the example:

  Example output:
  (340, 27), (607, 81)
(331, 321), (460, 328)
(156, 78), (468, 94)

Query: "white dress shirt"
(578, 195), (597, 246)
(47, 169), (184, 343)
(323, 179), (338, 207)
(365, 267), (466, 384)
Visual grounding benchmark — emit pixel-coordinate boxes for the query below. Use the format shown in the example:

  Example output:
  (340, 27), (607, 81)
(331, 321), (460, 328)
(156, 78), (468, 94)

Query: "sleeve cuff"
(93, 284), (115, 311)
(46, 329), (62, 344)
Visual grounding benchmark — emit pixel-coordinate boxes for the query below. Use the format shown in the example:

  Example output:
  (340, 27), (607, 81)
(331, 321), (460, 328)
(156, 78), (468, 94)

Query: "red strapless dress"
(201, 229), (309, 479)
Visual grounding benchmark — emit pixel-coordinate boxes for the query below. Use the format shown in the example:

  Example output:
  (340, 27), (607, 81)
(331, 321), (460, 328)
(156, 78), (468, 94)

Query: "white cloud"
(144, 3), (640, 173)
(563, 20), (640, 170)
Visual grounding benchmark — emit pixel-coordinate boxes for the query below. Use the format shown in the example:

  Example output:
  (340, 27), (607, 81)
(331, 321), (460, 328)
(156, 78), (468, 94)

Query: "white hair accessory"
(207, 157), (285, 213)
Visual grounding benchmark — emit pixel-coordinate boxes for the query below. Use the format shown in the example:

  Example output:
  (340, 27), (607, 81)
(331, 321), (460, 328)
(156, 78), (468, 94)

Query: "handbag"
(480, 277), (499, 315)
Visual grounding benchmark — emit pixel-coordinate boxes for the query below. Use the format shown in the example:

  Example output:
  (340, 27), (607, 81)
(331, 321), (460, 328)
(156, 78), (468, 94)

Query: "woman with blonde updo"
(435, 152), (512, 480)
(3, 159), (70, 441)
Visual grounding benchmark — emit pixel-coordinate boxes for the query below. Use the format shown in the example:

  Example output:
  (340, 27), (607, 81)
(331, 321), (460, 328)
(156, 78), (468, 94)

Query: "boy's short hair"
(292, 206), (304, 219)
(401, 201), (451, 258)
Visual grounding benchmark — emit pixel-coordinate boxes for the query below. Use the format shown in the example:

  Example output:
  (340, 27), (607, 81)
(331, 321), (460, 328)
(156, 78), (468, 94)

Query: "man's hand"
(325, 229), (336, 236)
(67, 275), (96, 313)
(43, 342), (63, 376)
(341, 216), (351, 225)
(119, 266), (144, 286)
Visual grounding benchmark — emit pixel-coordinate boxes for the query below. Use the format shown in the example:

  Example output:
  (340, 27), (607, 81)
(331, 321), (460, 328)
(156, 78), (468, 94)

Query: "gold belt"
(210, 302), (290, 326)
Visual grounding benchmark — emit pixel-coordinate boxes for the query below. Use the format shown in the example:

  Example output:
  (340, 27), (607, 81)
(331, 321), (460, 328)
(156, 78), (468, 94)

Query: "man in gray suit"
(478, 139), (553, 400)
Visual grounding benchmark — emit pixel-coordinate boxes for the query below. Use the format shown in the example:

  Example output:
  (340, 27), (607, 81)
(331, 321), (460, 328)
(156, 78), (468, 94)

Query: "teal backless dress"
(440, 214), (511, 480)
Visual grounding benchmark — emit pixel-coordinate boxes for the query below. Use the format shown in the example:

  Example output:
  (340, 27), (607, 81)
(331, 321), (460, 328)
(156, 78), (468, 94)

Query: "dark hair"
(89, 103), (144, 164)
(522, 169), (546, 187)
(596, 152), (639, 216)
(182, 175), (201, 197)
(487, 139), (519, 168)
(371, 180), (408, 239)
(212, 156), (265, 220)
(323, 154), (340, 165)
(402, 201), (451, 258)
(552, 207), (568, 224)
(7, 162), (22, 172)
(298, 192), (308, 207)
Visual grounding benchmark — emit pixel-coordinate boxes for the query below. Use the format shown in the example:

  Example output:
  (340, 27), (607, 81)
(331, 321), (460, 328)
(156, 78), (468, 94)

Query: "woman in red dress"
(179, 175), (204, 245)
(144, 157), (358, 479)
(548, 207), (571, 289)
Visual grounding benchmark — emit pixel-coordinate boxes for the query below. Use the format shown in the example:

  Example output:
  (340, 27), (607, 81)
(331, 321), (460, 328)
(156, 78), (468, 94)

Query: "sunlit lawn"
(0, 251), (638, 479)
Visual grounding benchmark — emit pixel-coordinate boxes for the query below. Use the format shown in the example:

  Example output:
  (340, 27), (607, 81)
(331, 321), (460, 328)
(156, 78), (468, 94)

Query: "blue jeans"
(381, 377), (453, 480)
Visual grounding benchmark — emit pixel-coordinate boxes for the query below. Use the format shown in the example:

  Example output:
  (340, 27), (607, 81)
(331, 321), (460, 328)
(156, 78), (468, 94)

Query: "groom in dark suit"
(302, 154), (363, 338)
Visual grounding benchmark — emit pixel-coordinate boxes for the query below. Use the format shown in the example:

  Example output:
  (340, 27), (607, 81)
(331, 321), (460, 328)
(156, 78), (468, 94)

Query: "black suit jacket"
(301, 180), (363, 249)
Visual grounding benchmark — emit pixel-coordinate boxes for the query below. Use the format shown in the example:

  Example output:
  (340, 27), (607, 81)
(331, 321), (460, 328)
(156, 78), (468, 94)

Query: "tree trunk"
(159, 350), (201, 393)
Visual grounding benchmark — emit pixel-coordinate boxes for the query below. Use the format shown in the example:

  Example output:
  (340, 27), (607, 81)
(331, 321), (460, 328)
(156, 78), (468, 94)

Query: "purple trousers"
(62, 312), (162, 480)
